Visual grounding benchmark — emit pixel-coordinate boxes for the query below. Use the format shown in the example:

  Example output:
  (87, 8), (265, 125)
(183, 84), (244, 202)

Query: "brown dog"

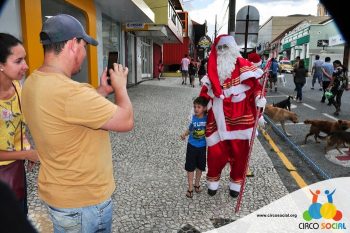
(304, 119), (350, 144)
(325, 130), (350, 153)
(264, 104), (299, 136)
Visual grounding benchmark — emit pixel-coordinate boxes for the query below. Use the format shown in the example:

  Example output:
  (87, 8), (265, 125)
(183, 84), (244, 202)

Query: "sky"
(183, 0), (319, 41)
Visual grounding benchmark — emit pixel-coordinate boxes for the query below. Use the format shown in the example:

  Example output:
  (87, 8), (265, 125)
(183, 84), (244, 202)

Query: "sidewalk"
(27, 77), (289, 233)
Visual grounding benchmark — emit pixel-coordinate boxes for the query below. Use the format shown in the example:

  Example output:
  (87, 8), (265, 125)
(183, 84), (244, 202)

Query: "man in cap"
(199, 35), (266, 197)
(22, 14), (134, 232)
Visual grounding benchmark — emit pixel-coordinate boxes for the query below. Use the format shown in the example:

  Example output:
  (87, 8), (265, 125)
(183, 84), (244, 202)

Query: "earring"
(0, 68), (3, 71)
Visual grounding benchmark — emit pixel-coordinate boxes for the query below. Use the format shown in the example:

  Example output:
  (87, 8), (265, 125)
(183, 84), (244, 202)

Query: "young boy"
(180, 97), (208, 198)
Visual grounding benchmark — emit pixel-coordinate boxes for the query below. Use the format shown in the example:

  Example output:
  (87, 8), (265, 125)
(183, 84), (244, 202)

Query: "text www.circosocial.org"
(257, 213), (298, 218)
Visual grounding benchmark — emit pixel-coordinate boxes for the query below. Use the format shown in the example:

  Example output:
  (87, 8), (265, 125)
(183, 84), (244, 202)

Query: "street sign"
(124, 23), (148, 31)
(198, 35), (212, 48)
(329, 35), (344, 46)
(235, 5), (260, 58)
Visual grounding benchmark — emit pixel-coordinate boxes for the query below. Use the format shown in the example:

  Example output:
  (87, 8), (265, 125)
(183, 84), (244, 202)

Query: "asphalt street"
(263, 73), (350, 185)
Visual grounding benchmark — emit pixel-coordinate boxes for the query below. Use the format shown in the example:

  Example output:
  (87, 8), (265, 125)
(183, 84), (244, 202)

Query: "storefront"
(102, 15), (122, 70)
(140, 37), (152, 79)
(1, 0), (155, 87)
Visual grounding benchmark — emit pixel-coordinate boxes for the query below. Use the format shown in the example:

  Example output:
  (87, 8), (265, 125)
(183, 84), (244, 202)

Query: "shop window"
(102, 14), (121, 69)
(141, 38), (151, 77)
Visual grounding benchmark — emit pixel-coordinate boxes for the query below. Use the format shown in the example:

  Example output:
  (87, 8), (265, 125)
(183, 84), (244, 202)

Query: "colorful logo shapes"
(303, 199), (343, 221)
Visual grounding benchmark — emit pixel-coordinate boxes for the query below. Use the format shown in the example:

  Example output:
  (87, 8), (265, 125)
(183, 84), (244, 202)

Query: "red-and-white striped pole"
(235, 58), (272, 213)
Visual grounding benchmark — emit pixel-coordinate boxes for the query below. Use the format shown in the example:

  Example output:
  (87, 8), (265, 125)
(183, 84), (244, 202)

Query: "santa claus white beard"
(217, 49), (241, 84)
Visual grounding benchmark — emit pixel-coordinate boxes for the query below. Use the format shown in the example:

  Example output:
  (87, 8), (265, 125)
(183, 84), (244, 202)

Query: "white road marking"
(291, 104), (297, 109)
(302, 103), (317, 110)
(322, 113), (338, 121)
(275, 122), (305, 126)
(266, 95), (289, 98)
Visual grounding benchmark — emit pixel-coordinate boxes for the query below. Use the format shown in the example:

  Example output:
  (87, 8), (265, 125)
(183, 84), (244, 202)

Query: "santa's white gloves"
(258, 116), (266, 128)
(255, 96), (267, 109)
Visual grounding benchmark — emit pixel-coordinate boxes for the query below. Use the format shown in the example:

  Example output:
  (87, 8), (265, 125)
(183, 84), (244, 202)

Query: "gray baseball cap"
(40, 14), (98, 46)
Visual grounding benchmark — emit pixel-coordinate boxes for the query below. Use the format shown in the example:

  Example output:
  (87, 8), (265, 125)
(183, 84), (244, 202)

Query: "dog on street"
(325, 130), (350, 153)
(273, 95), (294, 111)
(264, 104), (298, 136)
(304, 119), (350, 144)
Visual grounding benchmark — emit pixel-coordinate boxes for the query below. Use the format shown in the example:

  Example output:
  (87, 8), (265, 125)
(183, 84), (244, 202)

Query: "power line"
(217, 3), (229, 34)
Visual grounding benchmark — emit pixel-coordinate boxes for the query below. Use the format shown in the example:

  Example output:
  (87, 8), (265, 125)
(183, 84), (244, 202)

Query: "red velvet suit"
(200, 57), (263, 190)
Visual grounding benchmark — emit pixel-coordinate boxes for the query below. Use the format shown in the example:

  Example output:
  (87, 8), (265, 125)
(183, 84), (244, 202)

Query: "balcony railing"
(168, 0), (183, 34)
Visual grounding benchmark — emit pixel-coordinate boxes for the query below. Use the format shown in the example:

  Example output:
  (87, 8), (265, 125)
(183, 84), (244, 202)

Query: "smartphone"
(107, 51), (119, 85)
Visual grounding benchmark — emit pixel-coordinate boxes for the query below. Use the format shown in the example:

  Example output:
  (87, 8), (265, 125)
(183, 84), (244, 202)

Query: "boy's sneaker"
(311, 87), (314, 90)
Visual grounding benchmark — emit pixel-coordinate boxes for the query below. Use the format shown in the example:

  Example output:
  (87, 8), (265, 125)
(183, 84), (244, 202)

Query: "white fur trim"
(201, 76), (215, 98)
(207, 181), (220, 190)
(220, 94), (225, 99)
(253, 61), (262, 67)
(206, 128), (254, 146)
(223, 84), (250, 96)
(240, 69), (264, 81)
(229, 181), (241, 192)
(217, 35), (237, 48)
(231, 92), (246, 103)
(201, 75), (210, 86)
(212, 97), (226, 135)
(207, 100), (213, 110)
(220, 128), (253, 140)
(206, 131), (220, 146)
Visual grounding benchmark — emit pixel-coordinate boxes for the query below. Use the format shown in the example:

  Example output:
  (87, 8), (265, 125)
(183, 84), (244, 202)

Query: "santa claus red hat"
(207, 34), (238, 98)
(247, 52), (262, 67)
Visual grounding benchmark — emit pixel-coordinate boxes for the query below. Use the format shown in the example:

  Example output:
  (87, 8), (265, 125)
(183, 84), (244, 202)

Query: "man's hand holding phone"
(97, 63), (128, 97)
(108, 63), (128, 90)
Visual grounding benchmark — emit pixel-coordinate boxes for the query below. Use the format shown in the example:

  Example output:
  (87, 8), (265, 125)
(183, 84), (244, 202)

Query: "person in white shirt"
(181, 54), (190, 85)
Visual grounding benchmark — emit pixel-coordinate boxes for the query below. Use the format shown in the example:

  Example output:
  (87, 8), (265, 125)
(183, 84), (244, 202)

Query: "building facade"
(257, 15), (329, 56)
(281, 19), (344, 69)
(0, 0), (184, 86)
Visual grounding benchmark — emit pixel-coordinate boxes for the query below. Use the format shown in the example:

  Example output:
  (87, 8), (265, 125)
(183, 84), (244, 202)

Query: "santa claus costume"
(199, 35), (266, 197)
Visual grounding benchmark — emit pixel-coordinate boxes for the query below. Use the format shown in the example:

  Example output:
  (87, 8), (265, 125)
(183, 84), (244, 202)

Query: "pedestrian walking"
(327, 60), (349, 116)
(21, 14), (134, 233)
(157, 60), (164, 80)
(181, 54), (190, 85)
(293, 59), (308, 102)
(292, 56), (300, 91)
(0, 33), (39, 215)
(198, 58), (207, 86)
(180, 97), (208, 198)
(189, 59), (197, 88)
(320, 57), (334, 104)
(269, 58), (279, 92)
(311, 55), (323, 90)
(260, 54), (268, 69)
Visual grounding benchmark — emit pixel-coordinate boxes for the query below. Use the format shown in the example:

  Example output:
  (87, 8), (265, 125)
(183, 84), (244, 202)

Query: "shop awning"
(97, 0), (154, 23)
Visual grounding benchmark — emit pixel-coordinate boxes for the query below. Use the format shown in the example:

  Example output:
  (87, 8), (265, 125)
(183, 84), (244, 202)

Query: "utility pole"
(214, 14), (217, 39)
(228, 0), (236, 36)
